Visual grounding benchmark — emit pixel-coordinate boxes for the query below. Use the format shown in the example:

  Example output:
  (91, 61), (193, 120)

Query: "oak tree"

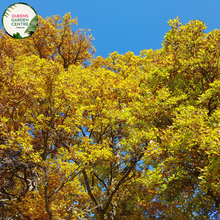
(0, 14), (220, 220)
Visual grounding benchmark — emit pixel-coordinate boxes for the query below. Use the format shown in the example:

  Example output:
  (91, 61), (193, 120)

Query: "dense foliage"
(0, 14), (220, 219)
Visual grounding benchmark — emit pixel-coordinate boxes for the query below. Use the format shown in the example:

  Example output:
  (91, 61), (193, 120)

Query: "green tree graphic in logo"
(3, 3), (18, 18)
(24, 15), (38, 36)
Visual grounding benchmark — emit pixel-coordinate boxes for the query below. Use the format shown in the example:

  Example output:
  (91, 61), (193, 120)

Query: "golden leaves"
(2, 15), (220, 219)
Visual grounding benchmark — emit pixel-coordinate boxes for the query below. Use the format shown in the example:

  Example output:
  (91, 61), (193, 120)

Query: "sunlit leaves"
(1, 15), (220, 220)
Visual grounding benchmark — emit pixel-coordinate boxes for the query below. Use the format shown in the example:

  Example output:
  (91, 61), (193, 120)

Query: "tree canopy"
(0, 14), (220, 220)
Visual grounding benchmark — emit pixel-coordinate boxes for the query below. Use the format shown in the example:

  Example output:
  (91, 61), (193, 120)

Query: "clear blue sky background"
(1, 0), (220, 58)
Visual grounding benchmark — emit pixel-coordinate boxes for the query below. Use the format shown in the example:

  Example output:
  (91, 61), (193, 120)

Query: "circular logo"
(2, 2), (38, 39)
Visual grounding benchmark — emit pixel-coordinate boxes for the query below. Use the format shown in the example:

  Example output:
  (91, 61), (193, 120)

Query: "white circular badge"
(2, 2), (38, 39)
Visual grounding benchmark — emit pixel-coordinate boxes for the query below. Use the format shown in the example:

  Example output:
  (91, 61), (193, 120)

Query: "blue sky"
(1, 0), (220, 58)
